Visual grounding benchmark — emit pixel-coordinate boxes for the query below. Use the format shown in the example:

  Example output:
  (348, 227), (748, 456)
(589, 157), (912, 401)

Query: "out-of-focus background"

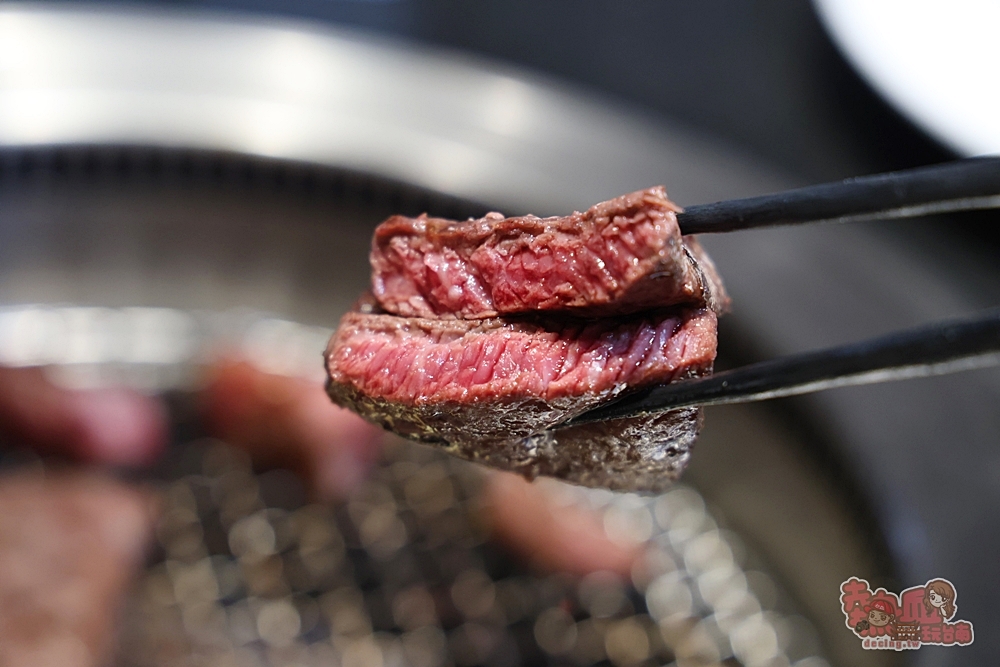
(165, 0), (958, 173)
(28, 0), (995, 187)
(0, 2), (998, 667)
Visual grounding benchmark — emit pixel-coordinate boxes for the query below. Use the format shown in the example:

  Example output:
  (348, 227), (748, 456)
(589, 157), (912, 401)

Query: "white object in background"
(814, 0), (1000, 156)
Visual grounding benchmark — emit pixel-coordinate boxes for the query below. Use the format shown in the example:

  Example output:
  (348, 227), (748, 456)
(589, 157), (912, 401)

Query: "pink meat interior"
(371, 187), (714, 319)
(327, 308), (717, 405)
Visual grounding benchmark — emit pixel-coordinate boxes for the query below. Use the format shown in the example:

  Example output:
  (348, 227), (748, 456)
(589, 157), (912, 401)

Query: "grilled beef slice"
(371, 187), (729, 319)
(326, 304), (717, 491)
(328, 187), (728, 491)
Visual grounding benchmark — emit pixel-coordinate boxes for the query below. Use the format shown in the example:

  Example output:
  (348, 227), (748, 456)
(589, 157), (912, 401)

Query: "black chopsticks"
(565, 157), (1000, 425)
(677, 156), (1000, 235)
(567, 308), (1000, 426)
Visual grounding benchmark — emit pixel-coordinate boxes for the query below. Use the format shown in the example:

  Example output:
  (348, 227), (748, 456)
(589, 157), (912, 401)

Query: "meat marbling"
(326, 187), (726, 491)
(371, 187), (728, 319)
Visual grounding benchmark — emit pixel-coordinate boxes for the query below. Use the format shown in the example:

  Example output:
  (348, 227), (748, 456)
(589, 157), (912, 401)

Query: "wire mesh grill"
(116, 436), (830, 667)
(0, 304), (831, 667)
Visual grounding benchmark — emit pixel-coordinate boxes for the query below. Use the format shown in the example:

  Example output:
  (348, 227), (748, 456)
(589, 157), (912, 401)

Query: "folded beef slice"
(327, 187), (726, 491)
(371, 187), (728, 319)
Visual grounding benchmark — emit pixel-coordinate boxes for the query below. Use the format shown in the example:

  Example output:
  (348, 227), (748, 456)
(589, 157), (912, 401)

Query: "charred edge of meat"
(327, 377), (701, 492)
